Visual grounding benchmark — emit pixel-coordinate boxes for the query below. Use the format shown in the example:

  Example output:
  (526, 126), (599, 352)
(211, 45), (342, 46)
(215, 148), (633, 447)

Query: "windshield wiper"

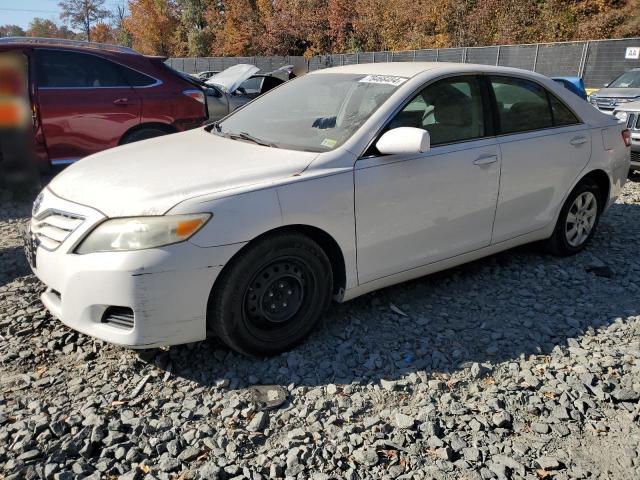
(228, 131), (278, 148)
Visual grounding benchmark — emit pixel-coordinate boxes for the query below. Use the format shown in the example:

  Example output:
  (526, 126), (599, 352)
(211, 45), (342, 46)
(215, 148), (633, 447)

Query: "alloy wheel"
(565, 191), (598, 247)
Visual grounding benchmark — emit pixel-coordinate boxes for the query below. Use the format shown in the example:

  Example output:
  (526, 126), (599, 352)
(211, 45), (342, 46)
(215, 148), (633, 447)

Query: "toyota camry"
(25, 62), (630, 356)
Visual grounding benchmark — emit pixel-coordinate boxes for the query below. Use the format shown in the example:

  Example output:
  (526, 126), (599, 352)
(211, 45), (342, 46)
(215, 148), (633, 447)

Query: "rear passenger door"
(488, 76), (592, 243)
(35, 49), (142, 164)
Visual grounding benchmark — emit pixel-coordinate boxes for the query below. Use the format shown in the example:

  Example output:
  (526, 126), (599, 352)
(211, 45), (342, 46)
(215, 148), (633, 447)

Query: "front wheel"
(545, 179), (602, 256)
(208, 233), (333, 356)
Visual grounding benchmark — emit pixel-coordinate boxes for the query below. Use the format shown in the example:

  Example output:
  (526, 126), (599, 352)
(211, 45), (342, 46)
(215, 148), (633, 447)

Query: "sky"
(0, 0), (125, 30)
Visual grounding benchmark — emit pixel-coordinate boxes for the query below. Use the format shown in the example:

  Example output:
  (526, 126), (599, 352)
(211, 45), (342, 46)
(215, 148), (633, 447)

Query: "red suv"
(0, 37), (207, 170)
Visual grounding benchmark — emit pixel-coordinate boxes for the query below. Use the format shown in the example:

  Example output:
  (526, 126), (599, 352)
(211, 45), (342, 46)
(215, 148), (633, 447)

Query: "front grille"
(628, 114), (637, 129)
(596, 97), (617, 110)
(631, 151), (640, 164)
(31, 210), (84, 251)
(101, 307), (135, 330)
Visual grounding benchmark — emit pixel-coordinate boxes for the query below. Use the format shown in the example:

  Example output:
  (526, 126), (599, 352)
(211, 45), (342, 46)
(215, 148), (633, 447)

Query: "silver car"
(589, 68), (640, 114)
(613, 100), (640, 170)
(204, 64), (287, 122)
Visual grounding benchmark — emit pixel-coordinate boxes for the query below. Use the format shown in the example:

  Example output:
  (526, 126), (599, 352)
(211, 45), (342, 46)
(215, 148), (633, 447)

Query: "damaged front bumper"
(27, 188), (243, 348)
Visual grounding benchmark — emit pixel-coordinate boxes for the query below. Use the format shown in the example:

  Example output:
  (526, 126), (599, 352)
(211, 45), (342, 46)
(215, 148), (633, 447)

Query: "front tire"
(546, 179), (602, 256)
(208, 233), (333, 356)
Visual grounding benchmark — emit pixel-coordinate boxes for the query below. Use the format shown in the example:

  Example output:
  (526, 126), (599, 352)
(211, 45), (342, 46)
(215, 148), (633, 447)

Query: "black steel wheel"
(208, 232), (333, 356)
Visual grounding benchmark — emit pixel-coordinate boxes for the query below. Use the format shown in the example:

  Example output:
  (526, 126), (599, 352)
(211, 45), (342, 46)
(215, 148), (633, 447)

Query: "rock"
(531, 422), (550, 434)
(612, 388), (640, 402)
(492, 411), (512, 429)
(534, 456), (563, 470)
(392, 412), (415, 429)
(287, 428), (307, 440)
(463, 447), (481, 462)
(353, 447), (378, 466)
(247, 411), (269, 432)
(178, 446), (201, 462)
(493, 454), (525, 476)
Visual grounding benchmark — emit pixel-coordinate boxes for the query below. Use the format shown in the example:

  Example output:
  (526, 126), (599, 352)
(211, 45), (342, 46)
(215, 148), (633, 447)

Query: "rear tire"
(208, 233), (333, 356)
(120, 128), (168, 145)
(545, 178), (602, 256)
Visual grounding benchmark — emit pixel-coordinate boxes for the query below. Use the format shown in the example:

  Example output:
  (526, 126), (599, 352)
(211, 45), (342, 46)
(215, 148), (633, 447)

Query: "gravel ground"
(1, 180), (640, 480)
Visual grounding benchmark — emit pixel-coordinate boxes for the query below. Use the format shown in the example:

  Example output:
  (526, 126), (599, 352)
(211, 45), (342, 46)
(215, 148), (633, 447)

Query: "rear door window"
(36, 49), (126, 88)
(549, 94), (579, 126)
(489, 76), (553, 134)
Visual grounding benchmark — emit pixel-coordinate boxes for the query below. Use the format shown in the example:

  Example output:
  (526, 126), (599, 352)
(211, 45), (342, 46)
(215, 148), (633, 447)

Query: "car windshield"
(216, 73), (407, 152)
(609, 70), (640, 88)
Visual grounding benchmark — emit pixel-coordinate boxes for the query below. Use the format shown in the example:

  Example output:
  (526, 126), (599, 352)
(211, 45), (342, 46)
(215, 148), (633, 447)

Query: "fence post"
(463, 47), (468, 63)
(413, 50), (416, 61)
(356, 52), (359, 64)
(579, 41), (590, 78)
(495, 46), (500, 66)
(435, 49), (439, 62)
(533, 44), (540, 71)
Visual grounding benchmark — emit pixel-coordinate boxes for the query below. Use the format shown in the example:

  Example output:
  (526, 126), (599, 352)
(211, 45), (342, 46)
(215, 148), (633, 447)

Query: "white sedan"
(26, 62), (630, 356)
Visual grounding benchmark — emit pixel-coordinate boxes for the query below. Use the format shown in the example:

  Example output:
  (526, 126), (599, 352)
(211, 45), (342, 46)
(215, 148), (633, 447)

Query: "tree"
(175, 0), (212, 56)
(26, 18), (77, 39)
(59, 0), (111, 42)
(125, 0), (179, 56)
(113, 1), (133, 46)
(91, 22), (115, 43)
(0, 25), (26, 37)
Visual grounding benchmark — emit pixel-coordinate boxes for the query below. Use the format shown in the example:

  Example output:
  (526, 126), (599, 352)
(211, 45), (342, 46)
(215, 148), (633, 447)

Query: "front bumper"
(28, 188), (244, 348)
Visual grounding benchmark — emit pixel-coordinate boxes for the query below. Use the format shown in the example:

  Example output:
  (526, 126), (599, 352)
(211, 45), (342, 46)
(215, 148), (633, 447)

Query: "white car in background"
(26, 62), (630, 356)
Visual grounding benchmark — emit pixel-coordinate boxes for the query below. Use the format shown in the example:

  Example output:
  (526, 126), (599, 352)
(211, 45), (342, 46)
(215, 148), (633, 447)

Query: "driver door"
(354, 75), (501, 284)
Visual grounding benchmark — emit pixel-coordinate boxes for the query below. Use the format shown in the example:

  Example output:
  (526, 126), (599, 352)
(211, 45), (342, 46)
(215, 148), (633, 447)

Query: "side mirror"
(603, 83), (610, 87)
(376, 127), (430, 155)
(206, 87), (222, 98)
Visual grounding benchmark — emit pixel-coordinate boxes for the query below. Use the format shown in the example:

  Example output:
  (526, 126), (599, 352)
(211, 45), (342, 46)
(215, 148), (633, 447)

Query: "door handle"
(570, 136), (588, 146)
(113, 98), (133, 106)
(473, 154), (498, 166)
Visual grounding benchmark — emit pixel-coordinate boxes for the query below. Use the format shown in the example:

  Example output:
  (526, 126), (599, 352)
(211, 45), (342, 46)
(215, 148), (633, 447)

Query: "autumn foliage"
(2, 0), (640, 57)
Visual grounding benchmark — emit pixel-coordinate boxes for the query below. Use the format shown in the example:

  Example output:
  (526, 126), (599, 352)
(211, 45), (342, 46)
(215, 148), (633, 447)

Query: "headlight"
(588, 94), (597, 105)
(76, 213), (211, 254)
(614, 111), (628, 122)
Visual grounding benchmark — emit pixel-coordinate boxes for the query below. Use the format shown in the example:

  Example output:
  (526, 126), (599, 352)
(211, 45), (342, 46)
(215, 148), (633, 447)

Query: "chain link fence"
(167, 37), (640, 88)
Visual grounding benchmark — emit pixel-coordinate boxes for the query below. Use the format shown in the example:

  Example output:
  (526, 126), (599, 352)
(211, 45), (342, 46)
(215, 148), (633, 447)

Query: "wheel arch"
(118, 122), (176, 145)
(579, 168), (611, 211)
(212, 224), (347, 298)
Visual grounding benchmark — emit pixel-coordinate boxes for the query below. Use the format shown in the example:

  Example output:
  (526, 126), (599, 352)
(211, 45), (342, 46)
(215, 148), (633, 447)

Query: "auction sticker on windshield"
(359, 75), (408, 86)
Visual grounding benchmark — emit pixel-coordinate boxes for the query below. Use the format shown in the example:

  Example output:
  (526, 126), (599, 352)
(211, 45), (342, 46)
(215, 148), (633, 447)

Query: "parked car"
(552, 76), (588, 100)
(192, 70), (220, 81)
(589, 68), (640, 114)
(26, 62), (629, 356)
(203, 64), (286, 121)
(612, 101), (640, 171)
(0, 37), (208, 170)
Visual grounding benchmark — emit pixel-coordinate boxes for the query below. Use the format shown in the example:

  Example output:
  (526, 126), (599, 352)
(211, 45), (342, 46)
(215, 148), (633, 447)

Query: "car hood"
(48, 128), (317, 217)
(593, 87), (640, 98)
(206, 64), (259, 93)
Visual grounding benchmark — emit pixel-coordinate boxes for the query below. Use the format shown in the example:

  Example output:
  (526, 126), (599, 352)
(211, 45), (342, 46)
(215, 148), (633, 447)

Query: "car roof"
(310, 62), (559, 79)
(0, 37), (141, 56)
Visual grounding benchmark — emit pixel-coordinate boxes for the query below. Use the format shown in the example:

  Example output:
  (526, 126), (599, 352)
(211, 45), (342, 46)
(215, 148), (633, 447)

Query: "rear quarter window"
(118, 65), (157, 87)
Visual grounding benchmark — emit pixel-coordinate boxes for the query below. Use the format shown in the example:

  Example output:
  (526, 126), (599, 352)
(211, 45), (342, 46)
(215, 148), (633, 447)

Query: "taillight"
(183, 89), (205, 104)
(622, 128), (631, 147)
